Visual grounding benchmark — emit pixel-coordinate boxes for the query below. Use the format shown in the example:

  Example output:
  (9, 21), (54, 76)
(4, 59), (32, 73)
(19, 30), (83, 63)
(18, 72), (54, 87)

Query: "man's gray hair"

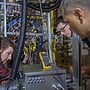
(62, 0), (90, 12)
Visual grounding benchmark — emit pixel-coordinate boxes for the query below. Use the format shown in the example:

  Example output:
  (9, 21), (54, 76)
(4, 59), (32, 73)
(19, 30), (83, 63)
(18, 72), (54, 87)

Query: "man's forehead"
(5, 47), (14, 51)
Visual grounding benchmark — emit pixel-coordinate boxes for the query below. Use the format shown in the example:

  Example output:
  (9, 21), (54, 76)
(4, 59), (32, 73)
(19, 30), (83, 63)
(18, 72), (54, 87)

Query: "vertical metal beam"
(72, 33), (81, 89)
(48, 12), (53, 64)
(4, 0), (7, 37)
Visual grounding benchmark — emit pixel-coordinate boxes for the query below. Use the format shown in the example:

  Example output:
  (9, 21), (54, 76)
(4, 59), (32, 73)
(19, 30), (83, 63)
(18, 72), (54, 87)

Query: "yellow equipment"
(39, 52), (51, 70)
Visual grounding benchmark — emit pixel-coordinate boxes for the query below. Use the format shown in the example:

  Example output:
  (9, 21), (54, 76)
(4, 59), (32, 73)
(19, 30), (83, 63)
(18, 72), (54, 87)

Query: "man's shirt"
(0, 61), (11, 82)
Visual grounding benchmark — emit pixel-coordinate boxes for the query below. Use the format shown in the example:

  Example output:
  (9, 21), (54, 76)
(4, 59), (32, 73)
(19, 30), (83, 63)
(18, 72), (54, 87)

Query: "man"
(56, 15), (71, 37)
(61, 0), (90, 47)
(0, 37), (15, 84)
(61, 0), (90, 77)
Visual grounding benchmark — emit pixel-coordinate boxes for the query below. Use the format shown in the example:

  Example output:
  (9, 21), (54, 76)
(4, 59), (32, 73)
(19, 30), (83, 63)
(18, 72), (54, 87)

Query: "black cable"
(27, 0), (62, 12)
(28, 2), (60, 12)
(28, 0), (57, 6)
(10, 0), (27, 80)
(28, 0), (59, 8)
(5, 0), (27, 89)
(4, 80), (12, 90)
(51, 64), (66, 90)
(18, 0), (59, 7)
(27, 1), (60, 12)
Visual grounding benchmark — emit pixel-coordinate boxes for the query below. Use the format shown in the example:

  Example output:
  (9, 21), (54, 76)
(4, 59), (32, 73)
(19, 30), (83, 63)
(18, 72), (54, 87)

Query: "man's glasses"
(56, 21), (68, 34)
(60, 21), (68, 31)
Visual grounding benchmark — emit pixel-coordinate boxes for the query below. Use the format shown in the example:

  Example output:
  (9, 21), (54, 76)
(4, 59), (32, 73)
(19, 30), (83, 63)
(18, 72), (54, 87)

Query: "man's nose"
(8, 54), (12, 60)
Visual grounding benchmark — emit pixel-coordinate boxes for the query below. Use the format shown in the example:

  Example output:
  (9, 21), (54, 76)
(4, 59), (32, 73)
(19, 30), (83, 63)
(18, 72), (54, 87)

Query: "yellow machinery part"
(39, 52), (51, 70)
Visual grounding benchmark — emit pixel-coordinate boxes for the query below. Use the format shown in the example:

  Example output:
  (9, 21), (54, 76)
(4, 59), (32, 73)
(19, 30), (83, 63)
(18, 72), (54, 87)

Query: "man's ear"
(74, 8), (85, 24)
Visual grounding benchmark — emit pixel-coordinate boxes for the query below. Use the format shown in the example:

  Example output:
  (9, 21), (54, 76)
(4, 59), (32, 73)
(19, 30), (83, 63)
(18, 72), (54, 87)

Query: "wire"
(51, 64), (66, 90)
(27, 0), (62, 12)
(38, 0), (47, 41)
(10, 0), (27, 80)
(30, 0), (60, 9)
(5, 0), (27, 89)
(4, 79), (12, 90)
(29, 0), (57, 6)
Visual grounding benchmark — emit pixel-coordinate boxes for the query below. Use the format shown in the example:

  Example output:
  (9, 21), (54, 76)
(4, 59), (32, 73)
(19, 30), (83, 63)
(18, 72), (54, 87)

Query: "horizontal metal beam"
(0, 2), (21, 6)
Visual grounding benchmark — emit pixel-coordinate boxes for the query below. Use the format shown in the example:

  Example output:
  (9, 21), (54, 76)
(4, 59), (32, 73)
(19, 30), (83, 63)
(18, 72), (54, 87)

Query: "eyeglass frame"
(56, 21), (68, 33)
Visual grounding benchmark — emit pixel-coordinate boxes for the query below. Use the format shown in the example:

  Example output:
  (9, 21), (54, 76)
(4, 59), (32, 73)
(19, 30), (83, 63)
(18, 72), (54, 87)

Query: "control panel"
(27, 76), (45, 84)
(25, 69), (66, 90)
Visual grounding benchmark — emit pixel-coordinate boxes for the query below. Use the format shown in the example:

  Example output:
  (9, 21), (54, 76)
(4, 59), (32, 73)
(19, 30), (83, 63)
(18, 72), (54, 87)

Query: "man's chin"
(2, 59), (9, 63)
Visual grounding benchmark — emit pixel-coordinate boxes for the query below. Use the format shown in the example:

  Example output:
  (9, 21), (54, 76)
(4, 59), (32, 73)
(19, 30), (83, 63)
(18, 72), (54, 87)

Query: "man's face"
(56, 22), (71, 37)
(1, 46), (14, 62)
(63, 9), (90, 39)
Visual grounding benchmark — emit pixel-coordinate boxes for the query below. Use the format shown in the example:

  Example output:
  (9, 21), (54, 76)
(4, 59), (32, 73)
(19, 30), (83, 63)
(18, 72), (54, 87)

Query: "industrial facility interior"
(0, 0), (90, 90)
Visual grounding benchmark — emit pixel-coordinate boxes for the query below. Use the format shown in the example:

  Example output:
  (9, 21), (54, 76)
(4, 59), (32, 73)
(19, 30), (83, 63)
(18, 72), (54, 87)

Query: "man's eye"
(8, 52), (11, 55)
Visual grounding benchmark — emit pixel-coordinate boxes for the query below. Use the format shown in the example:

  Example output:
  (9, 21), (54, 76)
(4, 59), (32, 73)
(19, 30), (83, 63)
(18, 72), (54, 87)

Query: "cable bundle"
(27, 0), (62, 12)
